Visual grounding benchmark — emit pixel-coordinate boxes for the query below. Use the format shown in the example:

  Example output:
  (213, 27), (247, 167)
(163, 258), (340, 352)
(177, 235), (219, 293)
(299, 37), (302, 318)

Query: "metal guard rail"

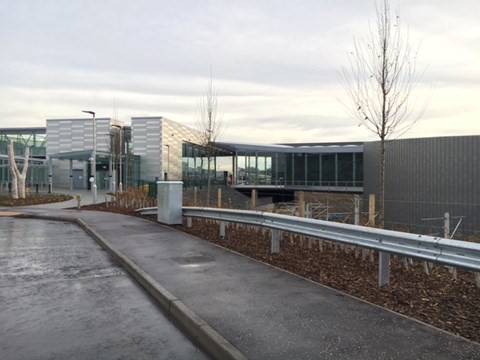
(183, 207), (480, 273)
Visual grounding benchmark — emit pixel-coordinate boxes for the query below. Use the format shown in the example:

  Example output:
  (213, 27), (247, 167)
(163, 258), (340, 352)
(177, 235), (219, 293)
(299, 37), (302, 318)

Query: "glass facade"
(236, 152), (363, 188)
(182, 142), (231, 188)
(183, 142), (364, 190)
(121, 126), (141, 187)
(0, 128), (48, 188)
(1, 126), (363, 193)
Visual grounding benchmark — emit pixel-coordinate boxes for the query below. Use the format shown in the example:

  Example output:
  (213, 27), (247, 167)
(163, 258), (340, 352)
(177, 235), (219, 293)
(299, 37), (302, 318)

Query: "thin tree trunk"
(18, 176), (26, 198)
(10, 173), (18, 199)
(379, 139), (386, 228)
(7, 142), (29, 199)
(206, 156), (211, 206)
(18, 146), (29, 199)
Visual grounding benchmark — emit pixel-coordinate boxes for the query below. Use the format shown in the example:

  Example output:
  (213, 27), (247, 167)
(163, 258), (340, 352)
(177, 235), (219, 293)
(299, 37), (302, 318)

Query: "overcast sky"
(1, 0), (479, 143)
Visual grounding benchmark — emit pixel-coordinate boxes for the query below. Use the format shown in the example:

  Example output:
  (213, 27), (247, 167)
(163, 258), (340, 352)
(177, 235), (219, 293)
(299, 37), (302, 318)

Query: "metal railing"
(182, 207), (480, 286)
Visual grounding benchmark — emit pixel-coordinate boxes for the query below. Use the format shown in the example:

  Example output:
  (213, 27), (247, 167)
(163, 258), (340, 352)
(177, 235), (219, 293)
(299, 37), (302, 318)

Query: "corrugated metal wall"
(364, 136), (480, 236)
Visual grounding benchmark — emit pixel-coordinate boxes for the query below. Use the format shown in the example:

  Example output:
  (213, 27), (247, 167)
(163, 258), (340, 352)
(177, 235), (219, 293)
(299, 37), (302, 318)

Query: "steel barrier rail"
(182, 207), (480, 286)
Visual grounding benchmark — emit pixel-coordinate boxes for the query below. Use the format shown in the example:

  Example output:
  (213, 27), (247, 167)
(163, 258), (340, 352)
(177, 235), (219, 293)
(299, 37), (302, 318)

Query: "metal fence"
(182, 207), (480, 287)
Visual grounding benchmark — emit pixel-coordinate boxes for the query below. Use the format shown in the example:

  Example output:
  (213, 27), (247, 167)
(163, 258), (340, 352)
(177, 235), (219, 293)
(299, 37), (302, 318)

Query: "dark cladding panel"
(363, 136), (480, 235)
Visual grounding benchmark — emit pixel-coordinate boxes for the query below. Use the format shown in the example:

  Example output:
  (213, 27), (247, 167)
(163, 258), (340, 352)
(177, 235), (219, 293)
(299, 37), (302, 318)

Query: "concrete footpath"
(2, 203), (480, 359)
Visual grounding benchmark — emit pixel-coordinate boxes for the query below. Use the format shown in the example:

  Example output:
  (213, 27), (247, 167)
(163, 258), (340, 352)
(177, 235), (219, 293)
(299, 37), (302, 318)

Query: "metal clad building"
(46, 118), (122, 189)
(364, 136), (480, 235)
(131, 117), (200, 182)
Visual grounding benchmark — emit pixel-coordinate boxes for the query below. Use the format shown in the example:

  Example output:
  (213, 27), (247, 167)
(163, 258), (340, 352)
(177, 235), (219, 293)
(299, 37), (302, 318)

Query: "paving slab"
(4, 206), (480, 360)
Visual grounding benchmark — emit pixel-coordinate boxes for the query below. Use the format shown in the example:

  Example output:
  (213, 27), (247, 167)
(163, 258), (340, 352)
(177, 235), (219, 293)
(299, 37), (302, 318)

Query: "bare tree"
(106, 126), (122, 193)
(195, 71), (224, 206)
(339, 0), (425, 227)
(8, 142), (29, 199)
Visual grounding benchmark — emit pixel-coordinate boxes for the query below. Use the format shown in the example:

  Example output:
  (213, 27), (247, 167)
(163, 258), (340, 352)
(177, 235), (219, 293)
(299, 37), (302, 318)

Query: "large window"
(321, 154), (336, 186)
(337, 153), (354, 187)
(182, 142), (363, 190)
(306, 154), (320, 186)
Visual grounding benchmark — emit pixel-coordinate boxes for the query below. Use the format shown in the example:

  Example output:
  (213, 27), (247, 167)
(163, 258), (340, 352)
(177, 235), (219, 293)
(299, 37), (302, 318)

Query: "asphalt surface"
(0, 216), (209, 360)
(2, 193), (480, 359)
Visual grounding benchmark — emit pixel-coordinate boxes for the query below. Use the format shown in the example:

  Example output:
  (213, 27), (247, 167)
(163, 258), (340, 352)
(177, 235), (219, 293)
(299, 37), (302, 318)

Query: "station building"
(0, 117), (363, 193)
(1, 117), (479, 235)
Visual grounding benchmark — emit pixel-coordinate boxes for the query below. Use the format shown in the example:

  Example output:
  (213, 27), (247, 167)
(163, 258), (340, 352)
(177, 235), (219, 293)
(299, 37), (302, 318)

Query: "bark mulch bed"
(0, 193), (73, 206)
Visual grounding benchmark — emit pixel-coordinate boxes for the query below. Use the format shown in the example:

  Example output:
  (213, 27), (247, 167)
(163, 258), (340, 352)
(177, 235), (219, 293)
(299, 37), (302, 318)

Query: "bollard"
(76, 194), (81, 209)
(35, 183), (39, 193)
(8, 181), (12, 193)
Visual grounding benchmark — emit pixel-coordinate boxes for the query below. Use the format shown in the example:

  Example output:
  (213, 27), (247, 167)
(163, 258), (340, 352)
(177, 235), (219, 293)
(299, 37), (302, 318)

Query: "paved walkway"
(2, 197), (480, 359)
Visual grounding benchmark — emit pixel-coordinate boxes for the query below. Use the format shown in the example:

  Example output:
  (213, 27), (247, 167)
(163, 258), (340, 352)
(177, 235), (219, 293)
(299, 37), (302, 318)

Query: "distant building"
(1, 119), (479, 235)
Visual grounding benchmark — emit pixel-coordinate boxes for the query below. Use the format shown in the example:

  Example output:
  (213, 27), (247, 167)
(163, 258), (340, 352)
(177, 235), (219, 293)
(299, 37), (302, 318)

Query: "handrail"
(182, 207), (480, 286)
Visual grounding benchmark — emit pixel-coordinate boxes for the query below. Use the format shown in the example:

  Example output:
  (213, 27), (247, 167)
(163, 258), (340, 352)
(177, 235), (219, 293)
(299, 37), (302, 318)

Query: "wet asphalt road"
(0, 217), (209, 360)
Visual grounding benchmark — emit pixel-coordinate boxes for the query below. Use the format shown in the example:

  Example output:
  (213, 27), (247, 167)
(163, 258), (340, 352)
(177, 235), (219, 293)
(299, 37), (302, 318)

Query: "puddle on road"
(171, 253), (215, 266)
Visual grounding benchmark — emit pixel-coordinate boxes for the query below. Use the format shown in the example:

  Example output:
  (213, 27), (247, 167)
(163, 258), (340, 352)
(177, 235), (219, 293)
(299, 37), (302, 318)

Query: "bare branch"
(195, 69), (225, 205)
(338, 0), (427, 227)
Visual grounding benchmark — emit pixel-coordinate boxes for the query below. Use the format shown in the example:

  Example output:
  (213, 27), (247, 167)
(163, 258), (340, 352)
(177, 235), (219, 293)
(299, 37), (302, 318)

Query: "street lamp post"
(82, 110), (97, 204)
(164, 144), (170, 180)
(119, 126), (123, 192)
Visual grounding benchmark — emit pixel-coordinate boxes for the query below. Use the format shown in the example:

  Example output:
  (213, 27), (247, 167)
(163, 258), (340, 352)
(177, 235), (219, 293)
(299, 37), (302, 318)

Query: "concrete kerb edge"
(16, 213), (247, 360)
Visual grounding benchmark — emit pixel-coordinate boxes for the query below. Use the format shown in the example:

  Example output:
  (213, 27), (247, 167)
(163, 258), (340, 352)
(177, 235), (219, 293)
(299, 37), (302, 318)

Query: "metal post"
(109, 153), (113, 192)
(220, 221), (226, 238)
(93, 115), (97, 203)
(379, 251), (390, 286)
(83, 110), (97, 204)
(251, 189), (257, 210)
(119, 126), (123, 192)
(164, 144), (170, 181)
(444, 212), (450, 239)
(48, 155), (52, 193)
(69, 159), (73, 191)
(354, 195), (360, 225)
(271, 229), (280, 254)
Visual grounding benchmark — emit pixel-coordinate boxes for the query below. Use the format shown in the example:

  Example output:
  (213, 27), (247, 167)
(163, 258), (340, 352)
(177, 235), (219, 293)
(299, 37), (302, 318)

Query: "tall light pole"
(119, 125), (123, 192)
(82, 110), (97, 204)
(164, 144), (170, 180)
